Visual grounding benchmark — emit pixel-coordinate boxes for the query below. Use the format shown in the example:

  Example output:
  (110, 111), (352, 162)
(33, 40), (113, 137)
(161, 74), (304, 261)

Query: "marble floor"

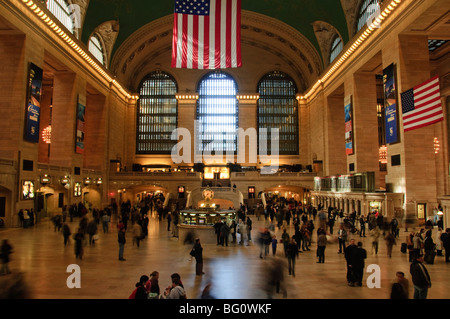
(0, 213), (449, 300)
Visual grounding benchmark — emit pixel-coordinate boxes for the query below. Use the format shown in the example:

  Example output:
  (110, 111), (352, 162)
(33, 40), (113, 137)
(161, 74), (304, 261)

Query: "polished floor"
(0, 212), (449, 299)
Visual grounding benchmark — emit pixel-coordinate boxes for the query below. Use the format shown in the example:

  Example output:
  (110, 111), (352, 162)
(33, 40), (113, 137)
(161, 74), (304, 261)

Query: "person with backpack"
(129, 275), (149, 299)
(163, 277), (186, 299)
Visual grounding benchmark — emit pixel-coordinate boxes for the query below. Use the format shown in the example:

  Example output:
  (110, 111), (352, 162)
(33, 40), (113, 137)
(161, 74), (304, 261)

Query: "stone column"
(398, 34), (439, 221)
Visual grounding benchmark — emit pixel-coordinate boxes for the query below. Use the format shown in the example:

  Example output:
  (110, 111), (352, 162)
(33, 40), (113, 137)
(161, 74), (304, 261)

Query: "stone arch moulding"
(340, 0), (362, 39)
(110, 10), (323, 93)
(90, 20), (120, 69)
(312, 21), (343, 68)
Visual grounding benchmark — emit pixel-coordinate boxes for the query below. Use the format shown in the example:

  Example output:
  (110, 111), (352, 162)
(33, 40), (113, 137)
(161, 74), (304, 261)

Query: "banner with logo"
(25, 63), (43, 143)
(383, 63), (399, 144)
(76, 98), (85, 154)
(344, 95), (354, 155)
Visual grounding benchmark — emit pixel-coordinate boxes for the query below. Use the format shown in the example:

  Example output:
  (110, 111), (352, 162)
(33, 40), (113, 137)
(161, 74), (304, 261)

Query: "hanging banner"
(25, 63), (43, 143)
(76, 100), (85, 154)
(344, 95), (354, 155)
(383, 63), (399, 144)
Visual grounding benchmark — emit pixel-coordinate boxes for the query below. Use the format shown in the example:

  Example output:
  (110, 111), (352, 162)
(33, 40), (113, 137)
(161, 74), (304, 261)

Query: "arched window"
(137, 72), (178, 154)
(356, 0), (380, 33)
(330, 36), (343, 63)
(197, 72), (238, 156)
(88, 34), (105, 65)
(258, 72), (299, 155)
(46, 0), (75, 34)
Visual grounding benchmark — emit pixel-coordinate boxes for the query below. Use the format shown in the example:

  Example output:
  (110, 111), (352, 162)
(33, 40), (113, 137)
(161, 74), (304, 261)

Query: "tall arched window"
(258, 72), (299, 155)
(46, 0), (75, 34)
(356, 0), (380, 33)
(137, 72), (178, 154)
(88, 34), (105, 66)
(197, 72), (238, 156)
(330, 36), (343, 63)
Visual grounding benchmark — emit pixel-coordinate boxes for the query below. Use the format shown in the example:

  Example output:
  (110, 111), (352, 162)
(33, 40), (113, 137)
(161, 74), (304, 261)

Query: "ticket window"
(204, 167), (230, 180)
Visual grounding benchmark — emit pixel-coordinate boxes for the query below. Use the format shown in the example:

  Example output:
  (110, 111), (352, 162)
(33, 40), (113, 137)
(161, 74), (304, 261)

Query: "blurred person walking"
(385, 231), (396, 258)
(62, 223), (71, 247)
(316, 229), (327, 263)
(0, 239), (13, 275)
(286, 238), (298, 277)
(370, 226), (381, 255)
(73, 228), (84, 260)
(118, 227), (126, 261)
(132, 221), (143, 248)
(101, 212), (110, 233)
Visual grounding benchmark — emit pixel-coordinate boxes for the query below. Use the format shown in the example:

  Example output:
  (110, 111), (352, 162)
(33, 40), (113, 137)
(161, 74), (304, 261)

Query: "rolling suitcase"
(401, 243), (407, 254)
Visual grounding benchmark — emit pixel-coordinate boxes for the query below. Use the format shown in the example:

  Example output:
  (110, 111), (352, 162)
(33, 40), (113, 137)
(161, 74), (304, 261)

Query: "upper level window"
(258, 72), (299, 155)
(137, 72), (178, 154)
(356, 0), (381, 33)
(196, 72), (238, 156)
(88, 34), (105, 66)
(46, 0), (75, 34)
(330, 36), (343, 63)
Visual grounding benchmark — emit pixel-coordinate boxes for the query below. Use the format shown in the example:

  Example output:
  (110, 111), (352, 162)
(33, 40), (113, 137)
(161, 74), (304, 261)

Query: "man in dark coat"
(353, 242), (367, 287)
(220, 222), (230, 247)
(213, 220), (224, 245)
(193, 238), (204, 275)
(344, 239), (358, 286)
(410, 254), (431, 299)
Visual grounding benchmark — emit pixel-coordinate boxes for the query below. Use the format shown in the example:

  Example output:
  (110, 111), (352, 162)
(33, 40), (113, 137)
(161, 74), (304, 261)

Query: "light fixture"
(42, 125), (52, 144)
(40, 174), (51, 184)
(434, 137), (440, 154)
(61, 176), (70, 185)
(379, 145), (388, 164)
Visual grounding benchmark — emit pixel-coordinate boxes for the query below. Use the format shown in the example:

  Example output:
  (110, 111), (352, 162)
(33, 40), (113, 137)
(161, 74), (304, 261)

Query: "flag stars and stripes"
(172, 0), (242, 70)
(401, 76), (443, 132)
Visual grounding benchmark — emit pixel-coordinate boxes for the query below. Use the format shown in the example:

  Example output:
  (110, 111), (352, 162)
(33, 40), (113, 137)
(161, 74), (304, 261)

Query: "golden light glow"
(42, 125), (51, 144)
(176, 94), (199, 100)
(301, 0), (403, 100)
(434, 137), (440, 154)
(20, 0), (135, 101)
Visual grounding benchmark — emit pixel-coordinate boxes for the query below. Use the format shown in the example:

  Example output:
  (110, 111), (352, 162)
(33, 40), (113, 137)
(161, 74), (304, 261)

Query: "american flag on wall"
(400, 76), (444, 132)
(172, 0), (242, 69)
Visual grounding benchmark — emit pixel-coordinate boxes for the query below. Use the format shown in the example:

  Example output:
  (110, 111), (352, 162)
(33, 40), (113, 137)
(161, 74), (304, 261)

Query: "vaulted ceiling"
(78, 0), (358, 93)
(81, 0), (350, 63)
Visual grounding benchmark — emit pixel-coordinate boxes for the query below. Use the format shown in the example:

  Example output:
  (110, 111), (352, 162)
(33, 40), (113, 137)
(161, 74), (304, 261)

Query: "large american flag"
(401, 76), (444, 132)
(172, 0), (242, 69)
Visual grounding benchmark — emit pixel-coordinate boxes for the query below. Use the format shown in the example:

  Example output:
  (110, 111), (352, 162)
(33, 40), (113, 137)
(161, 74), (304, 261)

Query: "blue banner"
(25, 63), (43, 143)
(383, 64), (399, 144)
(385, 104), (398, 145)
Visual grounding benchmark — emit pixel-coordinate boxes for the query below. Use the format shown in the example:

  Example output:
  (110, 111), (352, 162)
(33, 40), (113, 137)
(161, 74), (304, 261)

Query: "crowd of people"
(1, 195), (449, 300)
